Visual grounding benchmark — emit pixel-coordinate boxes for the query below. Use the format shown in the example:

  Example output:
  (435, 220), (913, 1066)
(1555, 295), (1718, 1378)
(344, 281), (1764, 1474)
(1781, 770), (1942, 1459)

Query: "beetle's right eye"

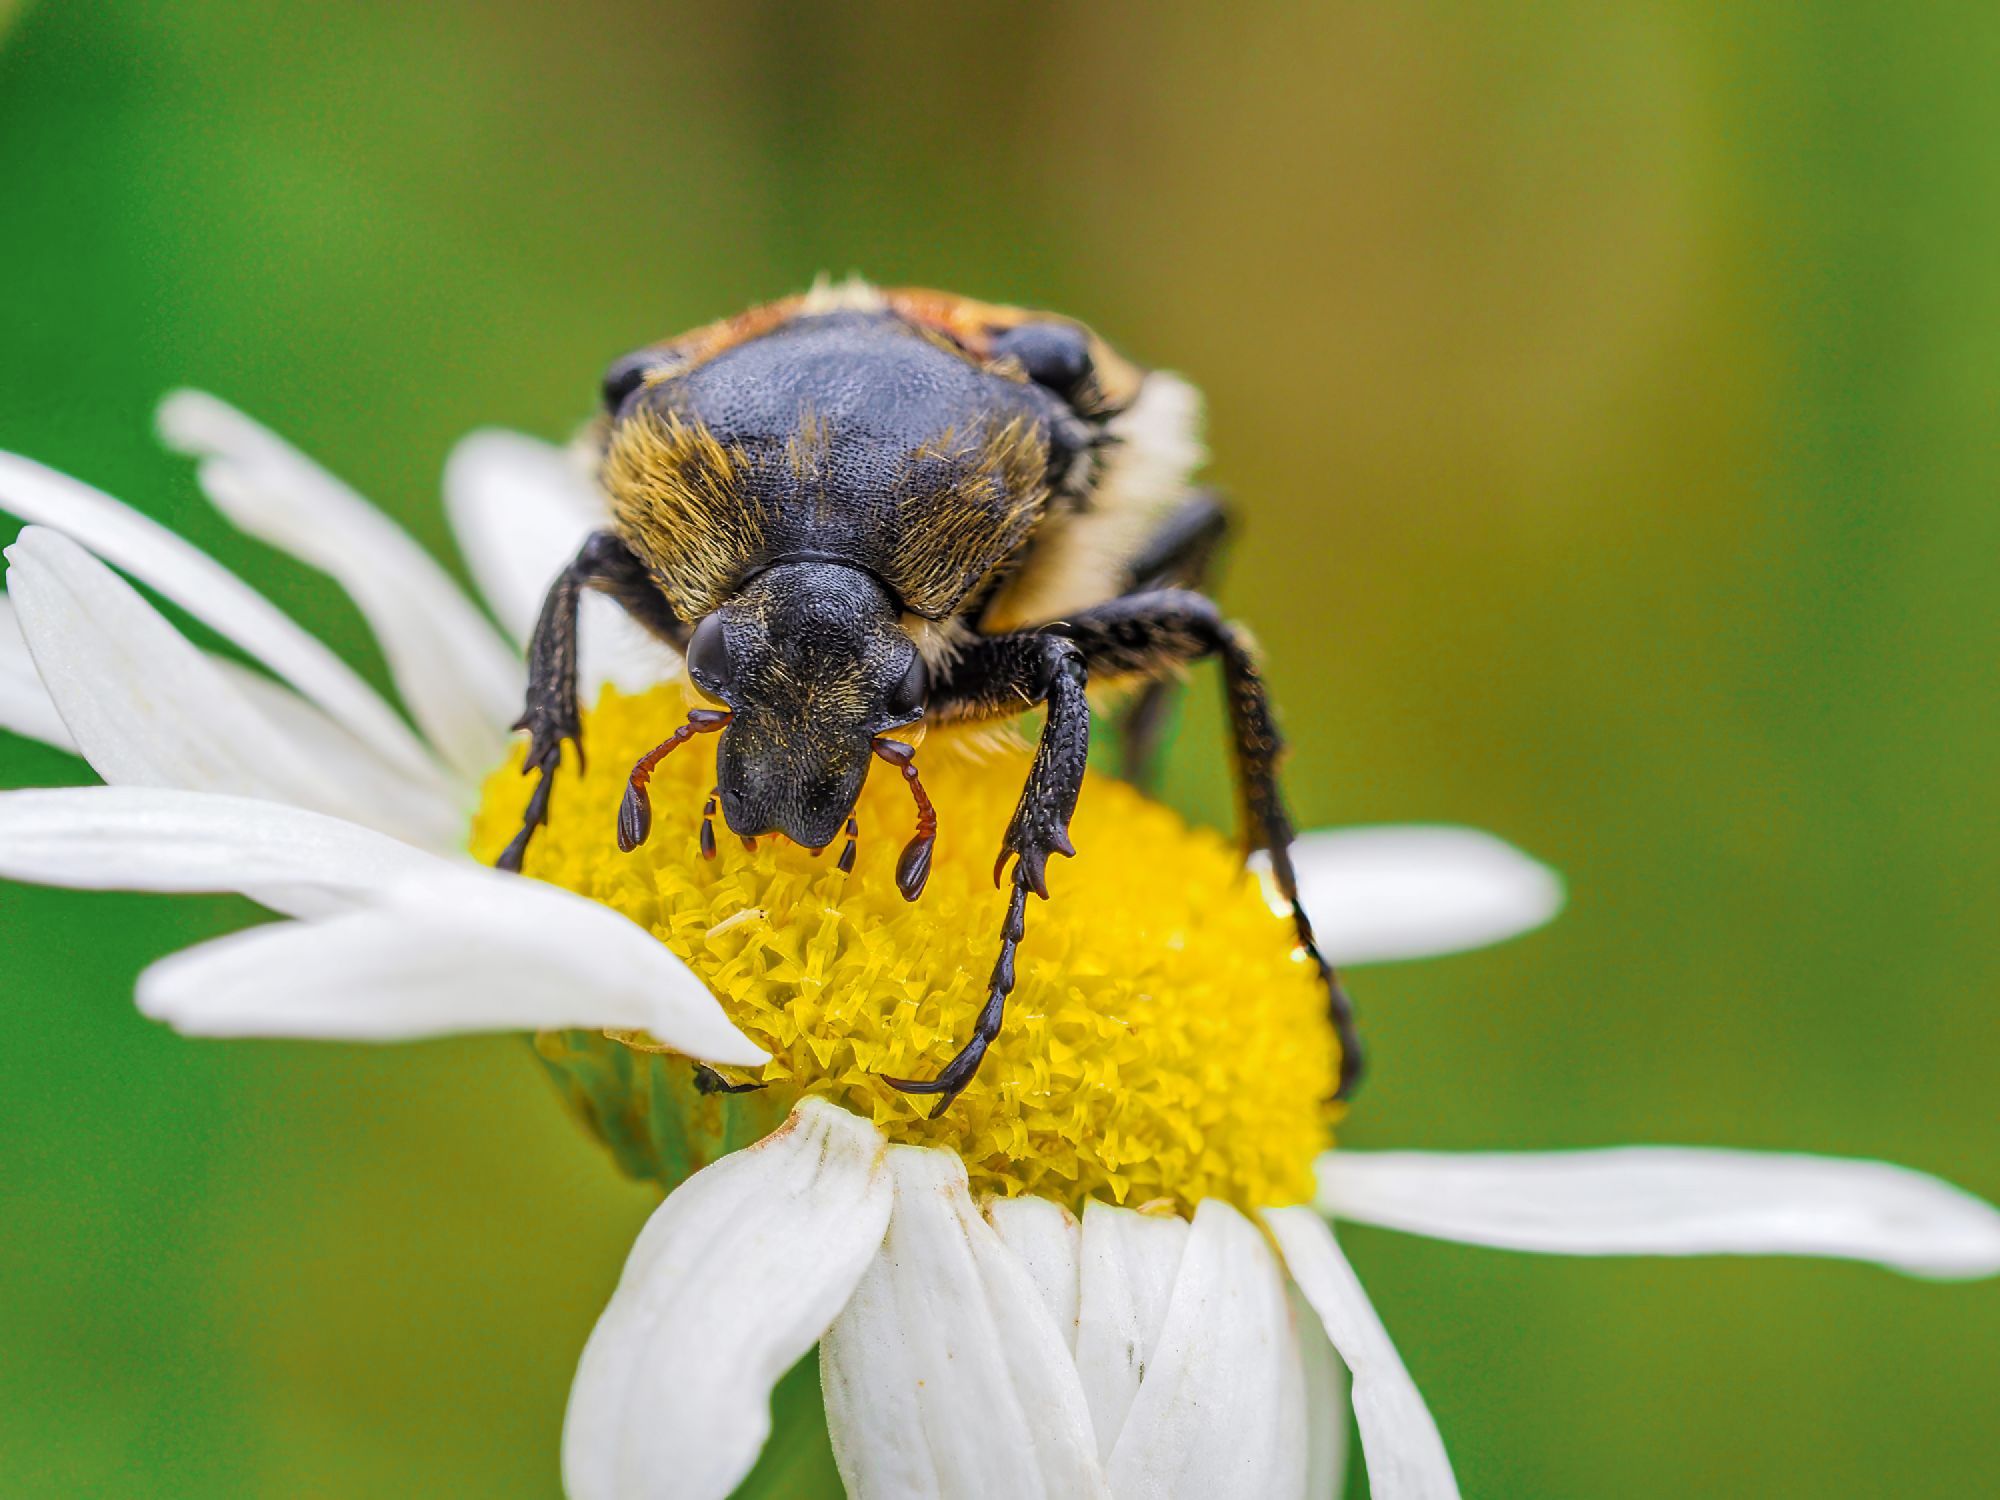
(686, 613), (733, 695)
(884, 649), (929, 722)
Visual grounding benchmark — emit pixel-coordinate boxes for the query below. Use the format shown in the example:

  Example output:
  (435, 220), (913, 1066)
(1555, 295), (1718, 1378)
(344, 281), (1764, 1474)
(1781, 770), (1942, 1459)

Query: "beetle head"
(687, 561), (927, 849)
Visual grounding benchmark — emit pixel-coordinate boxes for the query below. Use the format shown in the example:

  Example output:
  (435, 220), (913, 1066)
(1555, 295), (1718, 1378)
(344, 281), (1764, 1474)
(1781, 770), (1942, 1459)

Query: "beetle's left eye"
(686, 613), (733, 695)
(885, 651), (929, 720)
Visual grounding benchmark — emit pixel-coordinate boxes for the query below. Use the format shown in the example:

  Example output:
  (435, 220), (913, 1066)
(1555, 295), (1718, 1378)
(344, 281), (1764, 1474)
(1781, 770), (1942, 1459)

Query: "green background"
(2, 2), (1995, 1495)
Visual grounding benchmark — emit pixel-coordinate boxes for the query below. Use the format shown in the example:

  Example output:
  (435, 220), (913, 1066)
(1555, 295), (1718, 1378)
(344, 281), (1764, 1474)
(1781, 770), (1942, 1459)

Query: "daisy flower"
(2, 394), (1995, 1500)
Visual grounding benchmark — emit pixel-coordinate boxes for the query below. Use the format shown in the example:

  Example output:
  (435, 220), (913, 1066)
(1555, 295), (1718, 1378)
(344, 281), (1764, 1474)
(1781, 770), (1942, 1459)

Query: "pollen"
(470, 683), (1342, 1215)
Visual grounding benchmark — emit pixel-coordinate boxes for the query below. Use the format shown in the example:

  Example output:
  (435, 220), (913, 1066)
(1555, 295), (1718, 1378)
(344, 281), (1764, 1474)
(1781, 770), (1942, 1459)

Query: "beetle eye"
(885, 650), (929, 721)
(686, 613), (732, 695)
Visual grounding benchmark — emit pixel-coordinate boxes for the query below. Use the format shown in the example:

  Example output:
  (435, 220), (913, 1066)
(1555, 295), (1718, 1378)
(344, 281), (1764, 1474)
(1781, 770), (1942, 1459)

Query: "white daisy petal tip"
(153, 388), (519, 782)
(153, 387), (235, 453)
(564, 1095), (891, 1500)
(432, 874), (771, 1066)
(0, 444), (446, 784)
(1277, 824), (1565, 966)
(127, 879), (773, 1060)
(0, 788), (762, 1058)
(1316, 1146), (2000, 1282)
(701, 1029), (772, 1069)
(1266, 1206), (1460, 1500)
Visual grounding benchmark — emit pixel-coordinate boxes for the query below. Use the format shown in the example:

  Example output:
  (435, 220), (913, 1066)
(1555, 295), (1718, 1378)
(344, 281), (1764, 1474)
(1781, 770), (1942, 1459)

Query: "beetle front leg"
(499, 531), (687, 873)
(882, 635), (1089, 1114)
(880, 873), (1033, 1116)
(1037, 590), (1365, 1099)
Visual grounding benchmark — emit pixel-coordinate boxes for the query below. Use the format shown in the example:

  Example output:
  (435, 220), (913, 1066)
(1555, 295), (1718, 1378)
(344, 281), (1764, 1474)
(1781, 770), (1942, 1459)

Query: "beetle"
(496, 279), (1361, 1113)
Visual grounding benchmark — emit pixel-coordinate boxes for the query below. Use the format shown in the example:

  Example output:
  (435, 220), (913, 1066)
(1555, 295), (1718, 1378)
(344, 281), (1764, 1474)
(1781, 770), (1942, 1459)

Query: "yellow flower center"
(470, 683), (1341, 1214)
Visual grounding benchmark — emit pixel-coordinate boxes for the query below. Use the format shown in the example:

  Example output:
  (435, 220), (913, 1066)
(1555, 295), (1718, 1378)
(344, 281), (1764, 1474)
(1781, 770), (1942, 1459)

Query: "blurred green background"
(2, 2), (1995, 1495)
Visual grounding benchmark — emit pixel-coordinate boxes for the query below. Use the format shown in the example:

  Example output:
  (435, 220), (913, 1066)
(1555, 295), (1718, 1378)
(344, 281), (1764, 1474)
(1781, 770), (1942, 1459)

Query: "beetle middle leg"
(880, 633), (1090, 1115)
(498, 530), (688, 873)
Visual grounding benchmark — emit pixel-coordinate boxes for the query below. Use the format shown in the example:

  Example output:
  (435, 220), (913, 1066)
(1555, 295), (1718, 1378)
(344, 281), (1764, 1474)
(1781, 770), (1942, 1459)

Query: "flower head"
(475, 684), (1340, 1212)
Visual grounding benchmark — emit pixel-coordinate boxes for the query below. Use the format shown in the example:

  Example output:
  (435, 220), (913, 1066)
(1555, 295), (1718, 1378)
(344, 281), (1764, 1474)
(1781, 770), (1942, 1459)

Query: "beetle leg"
(870, 738), (939, 900)
(692, 1063), (768, 1096)
(498, 531), (688, 873)
(1125, 488), (1232, 595)
(1207, 615), (1365, 1102)
(882, 634), (1089, 1114)
(941, 590), (1364, 1100)
(1116, 489), (1232, 788)
(880, 872), (1032, 1116)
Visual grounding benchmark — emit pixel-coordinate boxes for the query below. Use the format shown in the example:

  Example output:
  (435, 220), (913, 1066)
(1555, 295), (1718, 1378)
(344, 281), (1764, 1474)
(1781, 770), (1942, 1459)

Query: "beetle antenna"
(618, 709), (730, 853)
(871, 738), (936, 901)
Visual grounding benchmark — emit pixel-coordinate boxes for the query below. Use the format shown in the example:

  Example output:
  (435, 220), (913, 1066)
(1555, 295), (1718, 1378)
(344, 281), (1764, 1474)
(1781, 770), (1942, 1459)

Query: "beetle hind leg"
(1116, 490), (1231, 788)
(1210, 618), (1365, 1098)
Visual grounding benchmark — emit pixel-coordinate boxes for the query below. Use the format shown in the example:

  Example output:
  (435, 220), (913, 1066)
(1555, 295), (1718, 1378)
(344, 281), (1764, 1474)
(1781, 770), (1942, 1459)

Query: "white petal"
(6, 565), (448, 843)
(0, 447), (446, 787)
(1291, 1282), (1352, 1500)
(205, 657), (463, 850)
(1315, 1148), (2000, 1280)
(0, 592), (77, 752)
(577, 594), (683, 698)
(159, 390), (520, 781)
(0, 781), (762, 1057)
(1267, 1207), (1457, 1500)
(138, 872), (767, 1061)
(1281, 825), (1564, 966)
(564, 1098), (892, 1500)
(7, 528), (449, 842)
(821, 1147), (1108, 1500)
(443, 428), (679, 693)
(443, 429), (602, 642)
(1104, 1199), (1309, 1500)
(1072, 1200), (1188, 1461)
(986, 1197), (1082, 1353)
(0, 786), (442, 919)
